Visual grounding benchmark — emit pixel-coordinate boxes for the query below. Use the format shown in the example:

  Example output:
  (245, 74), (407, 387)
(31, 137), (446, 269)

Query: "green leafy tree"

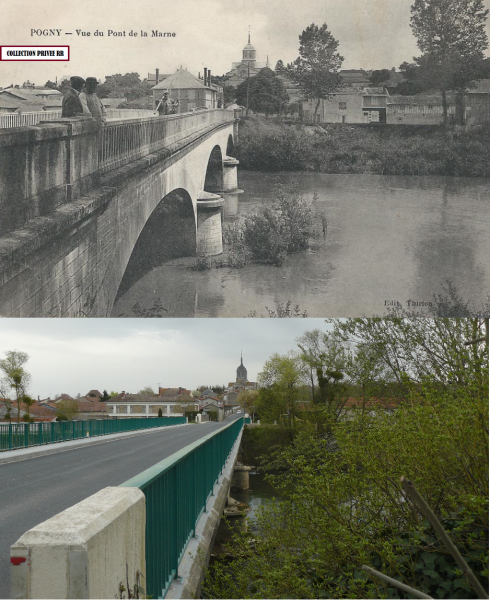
(286, 23), (344, 121)
(157, 408), (163, 418)
(205, 319), (489, 599)
(21, 395), (35, 422)
(55, 399), (79, 421)
(236, 389), (258, 413)
(138, 386), (155, 395)
(257, 352), (308, 437)
(96, 72), (153, 100)
(275, 59), (285, 73)
(0, 350), (31, 424)
(101, 390), (110, 402)
(236, 68), (289, 116)
(223, 85), (236, 105)
(410, 0), (489, 125)
(369, 68), (392, 87)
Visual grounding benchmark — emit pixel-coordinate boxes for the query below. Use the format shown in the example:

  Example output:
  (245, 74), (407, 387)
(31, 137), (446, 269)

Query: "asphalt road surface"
(0, 417), (241, 599)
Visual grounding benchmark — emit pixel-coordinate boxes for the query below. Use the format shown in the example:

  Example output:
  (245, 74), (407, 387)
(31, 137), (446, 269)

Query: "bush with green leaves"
(205, 367), (488, 599)
(224, 186), (314, 266)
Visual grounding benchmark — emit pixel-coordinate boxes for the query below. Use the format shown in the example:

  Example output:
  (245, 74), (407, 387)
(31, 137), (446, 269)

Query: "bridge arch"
(116, 188), (196, 300)
(226, 134), (234, 156)
(204, 145), (224, 193)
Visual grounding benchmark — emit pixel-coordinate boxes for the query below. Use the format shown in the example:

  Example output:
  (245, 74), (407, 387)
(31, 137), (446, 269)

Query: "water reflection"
(112, 171), (490, 317)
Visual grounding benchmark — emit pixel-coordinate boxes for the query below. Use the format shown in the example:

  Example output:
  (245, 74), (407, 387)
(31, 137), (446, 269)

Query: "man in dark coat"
(61, 76), (85, 117)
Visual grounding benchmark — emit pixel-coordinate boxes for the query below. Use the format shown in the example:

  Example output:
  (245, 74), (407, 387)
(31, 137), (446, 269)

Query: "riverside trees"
(286, 23), (343, 122)
(236, 68), (289, 116)
(0, 350), (31, 423)
(205, 318), (489, 599)
(410, 0), (489, 125)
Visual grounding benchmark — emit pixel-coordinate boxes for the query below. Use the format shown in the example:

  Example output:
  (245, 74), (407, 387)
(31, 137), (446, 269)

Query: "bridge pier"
(222, 156), (240, 192)
(196, 191), (225, 256)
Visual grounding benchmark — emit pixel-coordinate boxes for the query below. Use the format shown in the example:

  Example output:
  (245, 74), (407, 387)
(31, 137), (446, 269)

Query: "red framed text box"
(0, 46), (70, 61)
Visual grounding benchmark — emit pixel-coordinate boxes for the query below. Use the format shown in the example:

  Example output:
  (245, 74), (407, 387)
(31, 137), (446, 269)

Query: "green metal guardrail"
(0, 417), (186, 452)
(120, 417), (244, 599)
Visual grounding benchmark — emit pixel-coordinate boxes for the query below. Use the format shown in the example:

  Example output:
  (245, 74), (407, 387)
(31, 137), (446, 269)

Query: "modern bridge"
(1, 415), (245, 599)
(0, 110), (240, 317)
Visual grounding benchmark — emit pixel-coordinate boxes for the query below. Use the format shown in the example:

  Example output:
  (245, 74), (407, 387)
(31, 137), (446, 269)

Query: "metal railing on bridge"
(0, 108), (157, 129)
(120, 417), (244, 599)
(98, 109), (234, 172)
(0, 416), (186, 451)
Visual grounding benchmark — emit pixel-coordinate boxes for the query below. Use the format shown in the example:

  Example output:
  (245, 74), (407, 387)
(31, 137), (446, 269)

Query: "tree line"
(207, 318), (489, 599)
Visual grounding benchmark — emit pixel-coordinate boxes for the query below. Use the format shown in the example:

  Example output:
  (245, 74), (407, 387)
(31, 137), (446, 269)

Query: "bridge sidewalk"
(0, 423), (189, 465)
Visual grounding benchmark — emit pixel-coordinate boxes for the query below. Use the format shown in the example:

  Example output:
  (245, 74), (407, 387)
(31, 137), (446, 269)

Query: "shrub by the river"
(235, 117), (490, 177)
(204, 370), (489, 598)
(224, 186), (314, 266)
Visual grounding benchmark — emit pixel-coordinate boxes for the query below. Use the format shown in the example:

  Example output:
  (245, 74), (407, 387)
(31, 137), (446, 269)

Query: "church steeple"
(236, 352), (247, 384)
(243, 28), (256, 65)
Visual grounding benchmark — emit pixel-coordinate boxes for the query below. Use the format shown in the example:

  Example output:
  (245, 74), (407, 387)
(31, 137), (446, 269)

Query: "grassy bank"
(234, 116), (490, 177)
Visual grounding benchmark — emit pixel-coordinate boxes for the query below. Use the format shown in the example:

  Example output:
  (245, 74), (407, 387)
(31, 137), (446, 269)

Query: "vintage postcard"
(0, 0), (489, 318)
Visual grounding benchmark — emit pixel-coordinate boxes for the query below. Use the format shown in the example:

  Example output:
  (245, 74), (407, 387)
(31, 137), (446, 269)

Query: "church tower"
(236, 352), (248, 384)
(242, 30), (256, 68)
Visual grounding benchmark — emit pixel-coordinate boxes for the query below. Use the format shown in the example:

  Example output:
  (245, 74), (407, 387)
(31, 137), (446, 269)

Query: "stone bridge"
(0, 110), (239, 317)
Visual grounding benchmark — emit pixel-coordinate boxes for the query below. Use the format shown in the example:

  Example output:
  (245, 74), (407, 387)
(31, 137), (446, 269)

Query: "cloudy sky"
(2, 0), (490, 87)
(0, 318), (331, 399)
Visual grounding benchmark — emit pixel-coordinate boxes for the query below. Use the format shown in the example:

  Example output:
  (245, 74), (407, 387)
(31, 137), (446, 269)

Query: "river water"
(112, 171), (490, 317)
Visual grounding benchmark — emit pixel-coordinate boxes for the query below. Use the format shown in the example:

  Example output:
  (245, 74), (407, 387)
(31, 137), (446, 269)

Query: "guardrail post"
(38, 422), (42, 446)
(62, 421), (66, 442)
(24, 423), (28, 448)
(9, 423), (12, 450)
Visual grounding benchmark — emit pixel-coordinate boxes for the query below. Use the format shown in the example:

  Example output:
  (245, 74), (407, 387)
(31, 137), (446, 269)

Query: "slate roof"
(0, 96), (23, 110)
(387, 93), (456, 105)
(152, 69), (208, 91)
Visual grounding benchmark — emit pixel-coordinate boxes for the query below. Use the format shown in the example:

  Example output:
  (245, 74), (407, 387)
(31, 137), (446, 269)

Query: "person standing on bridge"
(61, 76), (85, 118)
(79, 77), (107, 124)
(155, 92), (168, 116)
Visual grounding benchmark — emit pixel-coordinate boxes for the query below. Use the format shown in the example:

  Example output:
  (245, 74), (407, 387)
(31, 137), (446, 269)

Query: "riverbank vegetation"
(234, 117), (490, 177)
(204, 318), (489, 599)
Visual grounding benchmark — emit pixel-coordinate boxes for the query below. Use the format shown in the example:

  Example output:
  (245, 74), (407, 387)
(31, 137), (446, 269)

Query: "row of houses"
(302, 79), (490, 126)
(0, 386), (245, 424)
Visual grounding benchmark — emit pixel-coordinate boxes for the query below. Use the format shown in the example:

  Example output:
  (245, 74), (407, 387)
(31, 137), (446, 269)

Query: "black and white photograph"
(0, 0), (489, 317)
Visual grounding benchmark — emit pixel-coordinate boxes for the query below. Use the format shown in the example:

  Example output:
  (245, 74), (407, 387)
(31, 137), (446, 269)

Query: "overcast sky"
(2, 0), (490, 87)
(0, 319), (331, 399)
